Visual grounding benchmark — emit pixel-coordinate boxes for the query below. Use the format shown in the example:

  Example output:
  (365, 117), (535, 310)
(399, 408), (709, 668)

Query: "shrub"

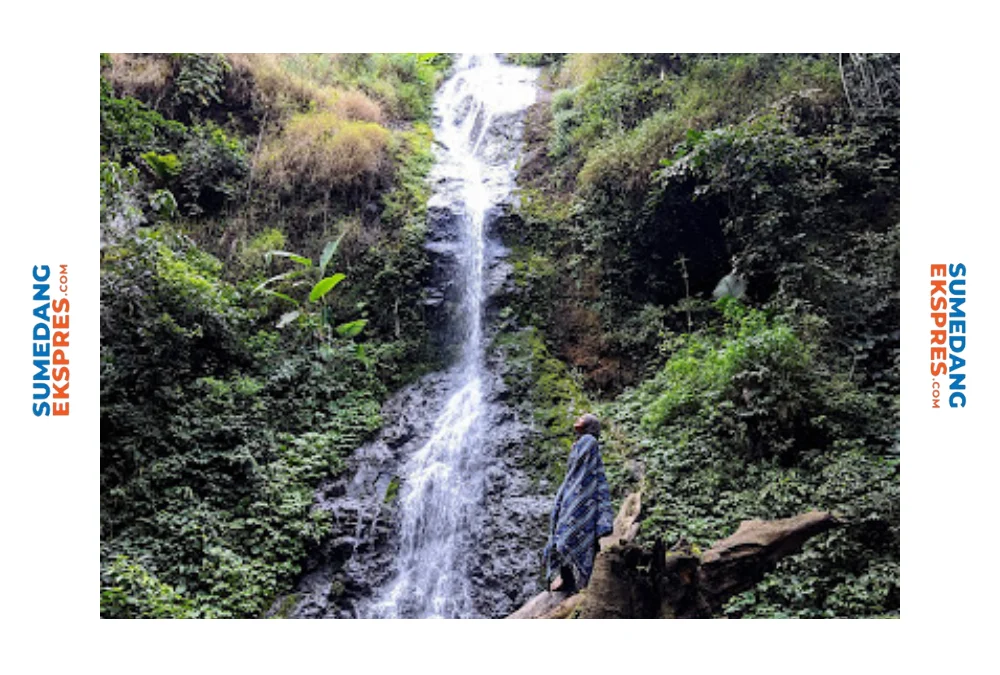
(100, 160), (144, 232)
(141, 151), (181, 181)
(101, 227), (385, 618)
(577, 109), (682, 193)
(172, 53), (231, 118)
(551, 88), (576, 113)
(257, 112), (392, 198)
(175, 122), (248, 216)
(556, 53), (621, 88)
(334, 89), (384, 124)
(603, 301), (898, 617)
(640, 302), (819, 458)
(100, 82), (187, 163)
(101, 80), (248, 218)
(549, 107), (582, 159)
(103, 53), (173, 105)
(236, 227), (286, 275)
(100, 555), (196, 618)
(380, 122), (433, 228)
(647, 104), (899, 390)
(355, 53), (444, 121)
(226, 53), (339, 118)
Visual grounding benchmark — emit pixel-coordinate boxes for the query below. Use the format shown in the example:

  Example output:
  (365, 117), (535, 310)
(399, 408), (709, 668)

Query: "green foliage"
(551, 88), (576, 112)
(234, 228), (286, 277)
(381, 122), (433, 227)
(330, 122), (437, 383)
(309, 274), (346, 302)
(141, 151), (182, 180)
(101, 78), (247, 218)
(101, 228), (386, 618)
(598, 300), (898, 617)
(100, 160), (144, 229)
(101, 81), (187, 164)
(648, 103), (899, 394)
(326, 53), (450, 122)
(550, 110), (582, 160)
(251, 228), (286, 254)
(100, 555), (197, 618)
(494, 327), (593, 486)
(172, 53), (231, 117)
(578, 109), (683, 192)
(639, 301), (873, 462)
(318, 234), (343, 274)
(336, 319), (367, 338)
(384, 476), (401, 504)
(559, 54), (839, 179)
(175, 122), (248, 216)
(360, 53), (449, 121)
(509, 53), (565, 67)
(252, 241), (364, 342)
(149, 188), (179, 220)
(100, 53), (444, 617)
(720, 445), (899, 618)
(502, 53), (899, 618)
(520, 54), (897, 390)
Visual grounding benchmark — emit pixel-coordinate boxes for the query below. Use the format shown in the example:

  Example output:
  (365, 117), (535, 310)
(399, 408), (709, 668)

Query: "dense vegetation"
(499, 53), (899, 617)
(100, 53), (899, 619)
(100, 53), (450, 617)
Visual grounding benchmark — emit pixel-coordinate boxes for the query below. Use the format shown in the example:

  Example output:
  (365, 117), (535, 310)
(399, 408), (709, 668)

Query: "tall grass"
(256, 112), (392, 196)
(104, 54), (174, 105)
(573, 54), (842, 194)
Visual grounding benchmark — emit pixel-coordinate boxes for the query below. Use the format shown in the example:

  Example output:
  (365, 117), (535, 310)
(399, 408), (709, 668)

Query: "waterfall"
(361, 54), (538, 618)
(289, 53), (546, 620)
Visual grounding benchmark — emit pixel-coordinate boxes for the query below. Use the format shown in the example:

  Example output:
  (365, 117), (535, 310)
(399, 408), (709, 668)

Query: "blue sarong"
(542, 433), (614, 586)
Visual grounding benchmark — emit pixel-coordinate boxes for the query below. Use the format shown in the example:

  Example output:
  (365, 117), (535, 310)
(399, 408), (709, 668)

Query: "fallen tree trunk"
(509, 493), (838, 619)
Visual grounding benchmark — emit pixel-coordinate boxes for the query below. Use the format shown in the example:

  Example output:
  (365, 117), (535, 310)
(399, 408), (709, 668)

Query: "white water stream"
(363, 54), (537, 618)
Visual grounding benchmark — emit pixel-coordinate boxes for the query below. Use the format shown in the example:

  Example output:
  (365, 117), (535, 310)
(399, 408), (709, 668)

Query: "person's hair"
(574, 413), (601, 439)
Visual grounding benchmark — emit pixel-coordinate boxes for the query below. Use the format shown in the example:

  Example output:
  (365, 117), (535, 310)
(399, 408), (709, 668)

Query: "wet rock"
(288, 55), (549, 619)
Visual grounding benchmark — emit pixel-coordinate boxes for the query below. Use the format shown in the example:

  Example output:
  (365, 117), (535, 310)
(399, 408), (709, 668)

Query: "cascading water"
(288, 53), (547, 620)
(363, 54), (538, 619)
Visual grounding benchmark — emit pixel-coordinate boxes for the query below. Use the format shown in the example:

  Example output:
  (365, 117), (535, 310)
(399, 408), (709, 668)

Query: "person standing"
(542, 413), (615, 593)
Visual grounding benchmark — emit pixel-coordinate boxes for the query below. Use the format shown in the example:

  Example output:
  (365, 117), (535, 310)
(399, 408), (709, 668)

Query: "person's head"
(573, 413), (601, 439)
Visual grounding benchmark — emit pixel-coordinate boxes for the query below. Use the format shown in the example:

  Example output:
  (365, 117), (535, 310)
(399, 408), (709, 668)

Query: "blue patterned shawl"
(542, 433), (614, 586)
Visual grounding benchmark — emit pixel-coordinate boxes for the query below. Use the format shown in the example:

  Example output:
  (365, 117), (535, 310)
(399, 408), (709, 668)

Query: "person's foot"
(549, 575), (565, 592)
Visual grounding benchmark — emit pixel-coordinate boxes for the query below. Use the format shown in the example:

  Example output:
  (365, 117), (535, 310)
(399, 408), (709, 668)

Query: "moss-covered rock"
(492, 326), (592, 487)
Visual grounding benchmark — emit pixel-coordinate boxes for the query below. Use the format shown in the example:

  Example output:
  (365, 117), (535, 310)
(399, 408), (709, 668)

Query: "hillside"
(499, 53), (899, 617)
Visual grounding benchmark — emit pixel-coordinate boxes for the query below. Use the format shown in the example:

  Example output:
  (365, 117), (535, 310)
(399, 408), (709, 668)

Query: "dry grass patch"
(334, 89), (384, 124)
(227, 53), (336, 115)
(105, 53), (173, 104)
(256, 112), (392, 196)
(226, 54), (383, 124)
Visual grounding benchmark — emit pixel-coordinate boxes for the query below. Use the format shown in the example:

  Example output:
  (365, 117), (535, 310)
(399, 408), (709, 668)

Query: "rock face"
(290, 363), (554, 618)
(423, 187), (463, 361)
(290, 372), (451, 619)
